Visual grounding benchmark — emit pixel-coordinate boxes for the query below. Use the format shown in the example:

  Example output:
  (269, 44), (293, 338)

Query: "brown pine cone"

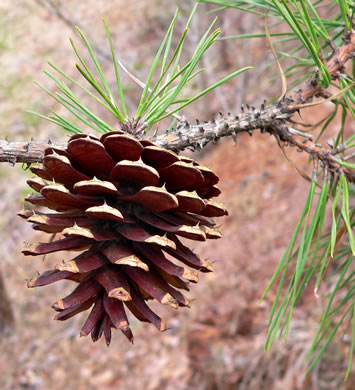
(19, 129), (227, 345)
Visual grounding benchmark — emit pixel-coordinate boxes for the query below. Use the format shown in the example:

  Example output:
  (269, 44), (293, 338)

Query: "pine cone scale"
(118, 186), (178, 212)
(95, 266), (132, 301)
(103, 134), (143, 161)
(52, 278), (102, 311)
(80, 295), (105, 337)
(43, 153), (90, 188)
(55, 298), (95, 321)
(110, 160), (160, 188)
(67, 137), (116, 178)
(56, 250), (108, 274)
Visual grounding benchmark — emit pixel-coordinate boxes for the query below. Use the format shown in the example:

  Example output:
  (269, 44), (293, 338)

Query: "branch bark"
(0, 139), (66, 165)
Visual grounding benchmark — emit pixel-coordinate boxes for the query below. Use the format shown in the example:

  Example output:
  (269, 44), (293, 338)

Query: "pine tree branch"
(1, 103), (354, 182)
(0, 26), (353, 180)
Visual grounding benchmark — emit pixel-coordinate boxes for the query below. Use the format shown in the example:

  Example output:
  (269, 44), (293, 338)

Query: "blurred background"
(0, 0), (353, 389)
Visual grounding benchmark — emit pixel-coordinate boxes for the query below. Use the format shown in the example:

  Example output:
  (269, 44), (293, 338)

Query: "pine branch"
(0, 25), (353, 181)
(1, 103), (354, 182)
(0, 139), (67, 165)
(290, 29), (355, 105)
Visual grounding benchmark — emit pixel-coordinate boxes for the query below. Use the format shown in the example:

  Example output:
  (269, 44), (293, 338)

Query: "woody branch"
(0, 30), (354, 181)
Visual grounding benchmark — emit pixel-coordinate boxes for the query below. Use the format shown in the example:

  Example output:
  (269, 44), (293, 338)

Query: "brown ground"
(0, 1), (354, 389)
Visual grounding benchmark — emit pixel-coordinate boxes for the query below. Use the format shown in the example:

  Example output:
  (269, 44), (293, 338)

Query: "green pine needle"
(34, 5), (250, 133)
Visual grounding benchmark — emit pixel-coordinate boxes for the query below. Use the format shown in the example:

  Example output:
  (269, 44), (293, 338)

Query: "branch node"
(8, 156), (16, 167)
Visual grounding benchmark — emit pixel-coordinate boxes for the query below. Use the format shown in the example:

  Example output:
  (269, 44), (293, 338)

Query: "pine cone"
(19, 129), (227, 345)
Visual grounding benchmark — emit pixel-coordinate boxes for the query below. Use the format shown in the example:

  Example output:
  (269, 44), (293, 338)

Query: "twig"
(0, 139), (66, 165)
(290, 29), (355, 106)
(271, 124), (355, 182)
(342, 151), (355, 161)
(1, 103), (354, 182)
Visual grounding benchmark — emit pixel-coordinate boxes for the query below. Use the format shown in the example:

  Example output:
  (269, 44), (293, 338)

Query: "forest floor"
(0, 1), (354, 389)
